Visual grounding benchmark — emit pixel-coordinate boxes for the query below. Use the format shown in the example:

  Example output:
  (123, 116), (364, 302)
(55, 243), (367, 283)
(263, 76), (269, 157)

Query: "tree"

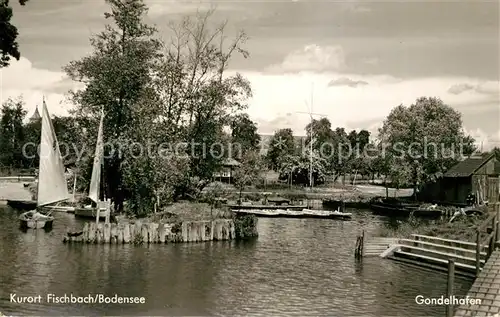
(378, 97), (476, 199)
(0, 0), (29, 68)
(329, 127), (350, 182)
(152, 9), (251, 191)
(0, 97), (27, 169)
(266, 128), (295, 171)
(278, 150), (326, 186)
(305, 117), (333, 153)
(64, 0), (162, 213)
(64, 2), (252, 215)
(230, 113), (260, 156)
(233, 151), (264, 203)
(492, 147), (500, 162)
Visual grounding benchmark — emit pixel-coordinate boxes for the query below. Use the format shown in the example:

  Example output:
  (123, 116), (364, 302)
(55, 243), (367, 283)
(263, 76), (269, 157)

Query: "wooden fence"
(475, 203), (500, 276)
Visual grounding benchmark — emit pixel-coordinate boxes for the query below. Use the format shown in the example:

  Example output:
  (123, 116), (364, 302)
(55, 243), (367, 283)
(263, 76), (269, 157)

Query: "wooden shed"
(212, 158), (241, 184)
(438, 153), (499, 205)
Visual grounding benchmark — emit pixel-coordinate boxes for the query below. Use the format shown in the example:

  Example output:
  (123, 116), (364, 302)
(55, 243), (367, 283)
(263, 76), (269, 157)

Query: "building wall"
(213, 166), (233, 183)
(472, 159), (498, 202)
(443, 177), (472, 204)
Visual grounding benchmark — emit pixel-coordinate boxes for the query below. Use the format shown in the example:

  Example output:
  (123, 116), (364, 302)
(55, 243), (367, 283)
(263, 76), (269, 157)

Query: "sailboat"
(74, 109), (107, 220)
(18, 101), (70, 230)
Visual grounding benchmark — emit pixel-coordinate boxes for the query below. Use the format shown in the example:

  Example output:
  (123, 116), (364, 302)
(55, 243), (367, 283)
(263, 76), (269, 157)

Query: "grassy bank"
(378, 208), (491, 243)
(134, 202), (258, 241)
(135, 202), (233, 222)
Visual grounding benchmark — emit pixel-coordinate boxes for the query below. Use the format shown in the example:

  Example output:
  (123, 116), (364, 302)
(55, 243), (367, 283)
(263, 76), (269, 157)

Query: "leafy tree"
(64, 2), (252, 215)
(0, 0), (28, 68)
(233, 150), (264, 203)
(329, 127), (350, 182)
(0, 97), (26, 168)
(64, 0), (162, 213)
(492, 147), (500, 162)
(378, 97), (476, 198)
(346, 129), (371, 183)
(230, 113), (260, 156)
(152, 9), (251, 193)
(278, 150), (326, 186)
(305, 117), (333, 153)
(266, 128), (295, 171)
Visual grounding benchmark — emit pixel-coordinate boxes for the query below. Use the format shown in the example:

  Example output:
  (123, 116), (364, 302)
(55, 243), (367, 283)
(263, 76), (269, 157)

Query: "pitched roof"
(30, 106), (41, 121)
(443, 152), (496, 177)
(222, 158), (241, 167)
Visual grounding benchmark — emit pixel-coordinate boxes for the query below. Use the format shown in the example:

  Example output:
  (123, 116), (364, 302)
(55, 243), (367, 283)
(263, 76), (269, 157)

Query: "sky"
(1, 0), (499, 149)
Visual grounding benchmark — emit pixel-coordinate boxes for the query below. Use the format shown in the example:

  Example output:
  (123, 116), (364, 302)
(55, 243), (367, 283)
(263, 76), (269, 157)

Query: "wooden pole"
(476, 230), (481, 276)
(496, 203), (500, 244)
(72, 172), (77, 203)
(446, 259), (455, 317)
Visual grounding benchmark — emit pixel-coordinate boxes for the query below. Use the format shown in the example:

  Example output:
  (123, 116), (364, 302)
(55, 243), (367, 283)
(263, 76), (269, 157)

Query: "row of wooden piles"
(63, 219), (236, 244)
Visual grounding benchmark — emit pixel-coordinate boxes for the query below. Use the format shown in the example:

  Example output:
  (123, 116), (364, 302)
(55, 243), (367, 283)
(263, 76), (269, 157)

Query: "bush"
(233, 214), (258, 240)
(378, 211), (489, 243)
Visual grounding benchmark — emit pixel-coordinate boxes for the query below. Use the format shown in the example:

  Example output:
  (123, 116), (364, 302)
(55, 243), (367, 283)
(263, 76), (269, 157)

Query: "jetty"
(453, 249), (500, 316)
(361, 237), (399, 257)
(63, 216), (258, 244)
(364, 203), (500, 315)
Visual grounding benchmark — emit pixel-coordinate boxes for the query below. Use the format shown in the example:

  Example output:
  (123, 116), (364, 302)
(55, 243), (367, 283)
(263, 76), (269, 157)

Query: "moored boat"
(19, 210), (54, 230)
(18, 99), (70, 230)
(7, 199), (37, 211)
(44, 205), (76, 213)
(74, 108), (112, 222)
(369, 197), (441, 218)
(74, 206), (107, 219)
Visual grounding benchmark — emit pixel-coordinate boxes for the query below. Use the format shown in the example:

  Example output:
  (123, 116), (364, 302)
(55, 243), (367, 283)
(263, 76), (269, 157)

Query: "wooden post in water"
(105, 199), (110, 225)
(446, 259), (455, 317)
(354, 230), (364, 259)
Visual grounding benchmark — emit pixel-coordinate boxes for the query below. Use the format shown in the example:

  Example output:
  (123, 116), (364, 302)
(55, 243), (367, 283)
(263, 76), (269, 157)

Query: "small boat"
(7, 199), (37, 211)
(18, 99), (70, 230)
(19, 210), (54, 230)
(369, 197), (441, 218)
(74, 205), (107, 219)
(45, 205), (76, 213)
(74, 108), (111, 222)
(23, 183), (30, 188)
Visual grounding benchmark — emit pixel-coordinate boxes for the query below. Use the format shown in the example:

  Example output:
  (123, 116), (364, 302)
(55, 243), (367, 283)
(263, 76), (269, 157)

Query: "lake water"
(0, 204), (474, 316)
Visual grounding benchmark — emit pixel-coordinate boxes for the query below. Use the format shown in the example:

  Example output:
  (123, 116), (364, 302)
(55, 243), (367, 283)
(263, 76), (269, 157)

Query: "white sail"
(88, 109), (105, 204)
(37, 101), (69, 207)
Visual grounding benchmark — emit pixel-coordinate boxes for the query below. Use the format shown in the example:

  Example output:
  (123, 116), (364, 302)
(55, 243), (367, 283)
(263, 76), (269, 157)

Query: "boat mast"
(35, 96), (44, 211)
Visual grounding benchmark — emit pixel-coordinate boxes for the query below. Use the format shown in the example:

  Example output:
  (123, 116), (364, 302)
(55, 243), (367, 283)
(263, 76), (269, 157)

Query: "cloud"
(229, 70), (499, 139)
(145, 0), (234, 17)
(328, 77), (368, 88)
(2, 58), (498, 150)
(362, 57), (379, 66)
(266, 44), (346, 73)
(464, 127), (500, 151)
(448, 81), (500, 95)
(0, 57), (75, 118)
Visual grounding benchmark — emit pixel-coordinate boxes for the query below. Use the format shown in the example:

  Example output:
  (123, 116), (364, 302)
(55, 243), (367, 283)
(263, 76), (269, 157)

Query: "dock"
(362, 237), (399, 256)
(453, 250), (500, 316)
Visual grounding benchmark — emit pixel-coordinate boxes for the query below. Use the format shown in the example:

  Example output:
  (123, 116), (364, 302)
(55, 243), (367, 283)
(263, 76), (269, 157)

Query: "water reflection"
(0, 206), (473, 316)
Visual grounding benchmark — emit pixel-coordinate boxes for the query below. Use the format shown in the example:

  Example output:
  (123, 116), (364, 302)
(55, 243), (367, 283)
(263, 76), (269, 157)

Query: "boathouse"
(212, 158), (241, 184)
(420, 153), (500, 205)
